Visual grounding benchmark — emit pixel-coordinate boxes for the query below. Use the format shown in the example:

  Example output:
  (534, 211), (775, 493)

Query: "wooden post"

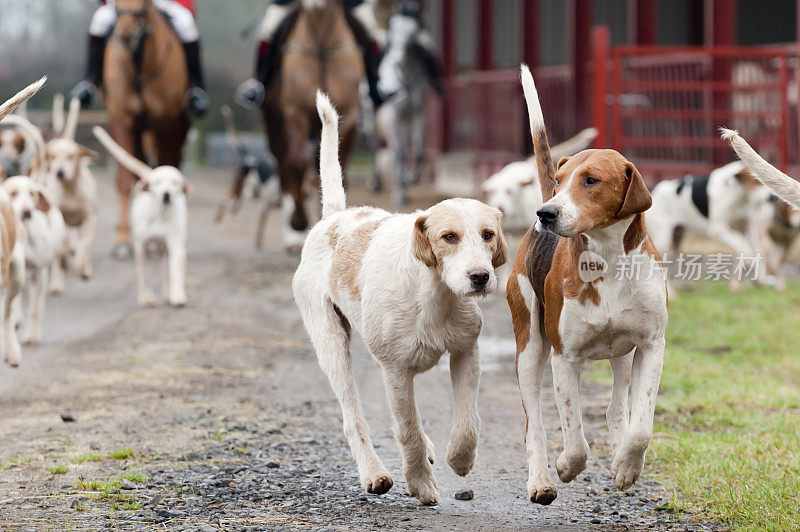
(573, 0), (593, 129)
(478, 0), (494, 70)
(705, 0), (736, 165)
(440, 0), (454, 151)
(635, 0), (657, 45)
(523, 0), (539, 67)
(591, 26), (611, 148)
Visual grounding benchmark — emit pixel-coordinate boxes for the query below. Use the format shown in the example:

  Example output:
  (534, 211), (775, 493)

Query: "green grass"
(49, 464), (69, 475)
(71, 453), (106, 464)
(589, 282), (800, 530)
(120, 470), (147, 483)
(108, 448), (135, 460)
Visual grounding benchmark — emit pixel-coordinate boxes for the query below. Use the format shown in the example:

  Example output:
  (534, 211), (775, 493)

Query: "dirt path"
(0, 170), (708, 531)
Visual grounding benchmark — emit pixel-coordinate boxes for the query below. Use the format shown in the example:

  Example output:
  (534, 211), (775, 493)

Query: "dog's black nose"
(162, 192), (171, 204)
(537, 206), (559, 224)
(56, 170), (65, 180)
(21, 209), (32, 220)
(469, 269), (490, 289)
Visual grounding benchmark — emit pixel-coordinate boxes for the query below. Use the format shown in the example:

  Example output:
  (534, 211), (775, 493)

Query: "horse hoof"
(111, 243), (133, 261)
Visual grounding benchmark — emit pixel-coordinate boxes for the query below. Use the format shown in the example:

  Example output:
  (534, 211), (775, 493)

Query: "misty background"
(0, 0), (270, 133)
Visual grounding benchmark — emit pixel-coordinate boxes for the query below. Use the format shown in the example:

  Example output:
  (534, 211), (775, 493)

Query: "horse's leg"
(109, 116), (138, 257)
(410, 103), (426, 185)
(279, 109), (310, 251)
(152, 118), (190, 168)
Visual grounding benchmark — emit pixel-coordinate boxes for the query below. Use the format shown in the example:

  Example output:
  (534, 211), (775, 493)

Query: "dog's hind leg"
(302, 297), (393, 495)
(511, 274), (557, 505)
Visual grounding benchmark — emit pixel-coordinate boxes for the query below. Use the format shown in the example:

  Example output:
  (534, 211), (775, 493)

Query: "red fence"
(610, 45), (797, 180)
(436, 29), (800, 184)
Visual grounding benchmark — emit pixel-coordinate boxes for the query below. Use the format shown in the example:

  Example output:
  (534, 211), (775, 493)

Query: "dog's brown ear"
(182, 181), (193, 195)
(412, 215), (437, 268)
(35, 190), (50, 213)
(139, 180), (150, 192)
(616, 162), (652, 219)
(493, 230), (508, 269)
(78, 145), (100, 162)
(557, 156), (571, 170)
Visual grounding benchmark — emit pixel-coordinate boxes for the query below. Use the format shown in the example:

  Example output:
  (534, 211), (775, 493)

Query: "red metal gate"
(608, 45), (798, 181)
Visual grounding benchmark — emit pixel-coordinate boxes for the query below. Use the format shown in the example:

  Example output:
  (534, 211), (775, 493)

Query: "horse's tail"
(316, 90), (346, 217)
(92, 126), (153, 181)
(721, 127), (800, 209)
(520, 65), (556, 202)
(0, 77), (46, 123)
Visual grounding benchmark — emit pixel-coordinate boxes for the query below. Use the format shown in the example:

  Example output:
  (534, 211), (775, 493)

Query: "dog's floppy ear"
(35, 189), (51, 213)
(78, 145), (100, 162)
(139, 179), (150, 192)
(412, 215), (437, 268)
(616, 162), (652, 219)
(557, 156), (571, 170)
(493, 230), (508, 269)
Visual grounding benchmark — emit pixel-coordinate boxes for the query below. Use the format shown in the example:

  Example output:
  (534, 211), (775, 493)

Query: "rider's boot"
(236, 40), (275, 110)
(70, 35), (106, 109)
(183, 40), (209, 118)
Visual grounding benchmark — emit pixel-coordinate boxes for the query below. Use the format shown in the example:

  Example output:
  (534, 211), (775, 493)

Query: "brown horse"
(262, 0), (364, 249)
(104, 0), (190, 255)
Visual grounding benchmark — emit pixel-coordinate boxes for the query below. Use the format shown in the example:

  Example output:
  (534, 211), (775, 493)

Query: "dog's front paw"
(610, 436), (648, 490)
(362, 471), (394, 495)
(406, 469), (439, 505)
(446, 441), (476, 477)
(169, 295), (186, 308)
(22, 334), (40, 346)
(527, 470), (557, 505)
(138, 292), (155, 307)
(555, 446), (588, 483)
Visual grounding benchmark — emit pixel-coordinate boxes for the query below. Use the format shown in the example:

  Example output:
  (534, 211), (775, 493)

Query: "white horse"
(375, 0), (442, 205)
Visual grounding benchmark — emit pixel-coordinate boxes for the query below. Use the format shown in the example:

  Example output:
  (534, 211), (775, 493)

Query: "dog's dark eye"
(584, 176), (600, 186)
(443, 233), (458, 243)
(482, 230), (494, 241)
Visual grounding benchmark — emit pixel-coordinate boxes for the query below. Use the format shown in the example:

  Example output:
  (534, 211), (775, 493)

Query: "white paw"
(610, 438), (648, 490)
(169, 295), (186, 308)
(361, 470), (393, 495)
(446, 441), (476, 477)
(406, 468), (439, 505)
(138, 292), (155, 307)
(526, 470), (557, 505)
(556, 447), (588, 483)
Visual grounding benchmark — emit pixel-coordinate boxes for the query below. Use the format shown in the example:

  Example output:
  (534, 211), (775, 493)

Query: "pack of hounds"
(0, 65), (796, 506)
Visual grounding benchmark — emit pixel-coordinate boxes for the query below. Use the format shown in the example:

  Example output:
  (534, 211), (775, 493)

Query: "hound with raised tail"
(722, 128), (800, 209)
(0, 78), (46, 366)
(293, 91), (507, 505)
(93, 126), (189, 308)
(506, 65), (668, 505)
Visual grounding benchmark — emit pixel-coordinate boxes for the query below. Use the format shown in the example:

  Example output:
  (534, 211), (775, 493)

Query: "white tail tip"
(720, 127), (739, 142)
(316, 90), (338, 127)
(520, 64), (544, 131)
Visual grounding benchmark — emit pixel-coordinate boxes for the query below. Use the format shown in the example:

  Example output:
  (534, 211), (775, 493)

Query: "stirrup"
(70, 80), (97, 109)
(187, 87), (209, 118)
(235, 79), (266, 110)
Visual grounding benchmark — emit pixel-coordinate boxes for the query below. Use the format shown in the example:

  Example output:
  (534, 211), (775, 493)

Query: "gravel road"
(0, 169), (714, 531)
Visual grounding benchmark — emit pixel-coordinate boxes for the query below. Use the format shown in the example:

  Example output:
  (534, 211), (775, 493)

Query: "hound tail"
(721, 127), (800, 209)
(520, 65), (556, 201)
(0, 77), (46, 123)
(0, 115), (47, 180)
(316, 91), (346, 217)
(92, 126), (153, 181)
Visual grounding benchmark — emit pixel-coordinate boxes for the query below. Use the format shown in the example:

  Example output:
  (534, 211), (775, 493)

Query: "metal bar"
(591, 26), (611, 148)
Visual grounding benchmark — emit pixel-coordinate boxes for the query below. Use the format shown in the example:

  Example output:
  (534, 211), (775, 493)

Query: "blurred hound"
(0, 77), (46, 366)
(481, 128), (598, 230)
(213, 105), (278, 249)
(94, 126), (189, 308)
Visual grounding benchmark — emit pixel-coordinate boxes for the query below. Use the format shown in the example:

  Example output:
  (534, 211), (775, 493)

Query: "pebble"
(89, 441), (100, 450)
(266, 461), (280, 468)
(454, 489), (473, 501)
(119, 479), (137, 490)
(60, 413), (76, 423)
(591, 504), (603, 513)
